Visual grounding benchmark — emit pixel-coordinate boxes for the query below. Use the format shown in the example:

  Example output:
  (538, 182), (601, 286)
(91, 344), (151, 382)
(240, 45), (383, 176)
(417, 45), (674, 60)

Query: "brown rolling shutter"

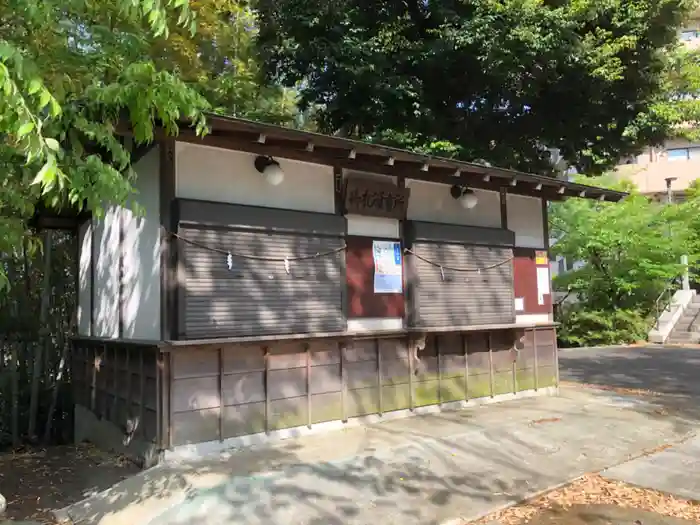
(406, 221), (515, 328)
(177, 200), (346, 339)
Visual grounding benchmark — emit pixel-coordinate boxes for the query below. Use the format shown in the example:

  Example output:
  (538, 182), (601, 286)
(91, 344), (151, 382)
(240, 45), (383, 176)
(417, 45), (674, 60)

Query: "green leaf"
(17, 121), (35, 137)
(31, 156), (56, 188)
(45, 138), (59, 151)
(27, 78), (42, 95)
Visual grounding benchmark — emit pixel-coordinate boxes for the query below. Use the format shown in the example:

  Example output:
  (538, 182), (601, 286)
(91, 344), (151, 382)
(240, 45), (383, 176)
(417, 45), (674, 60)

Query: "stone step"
(674, 320), (697, 328)
(668, 329), (699, 337)
(667, 333), (700, 343)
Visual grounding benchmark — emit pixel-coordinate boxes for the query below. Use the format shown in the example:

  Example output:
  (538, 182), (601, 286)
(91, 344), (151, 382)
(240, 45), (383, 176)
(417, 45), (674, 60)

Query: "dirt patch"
(0, 444), (139, 524)
(472, 474), (700, 525)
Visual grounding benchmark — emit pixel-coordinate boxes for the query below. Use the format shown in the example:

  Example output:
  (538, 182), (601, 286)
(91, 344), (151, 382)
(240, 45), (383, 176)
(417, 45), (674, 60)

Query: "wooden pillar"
(156, 352), (162, 449)
(167, 352), (173, 449)
(125, 347), (132, 424)
(554, 329), (560, 387)
(408, 336), (415, 410)
(533, 329), (539, 391)
(90, 345), (98, 412)
(463, 333), (469, 401)
(500, 188), (509, 230)
(376, 338), (383, 416)
(138, 349), (145, 439)
(218, 347), (224, 441)
(264, 346), (270, 434)
(306, 343), (312, 428)
(340, 341), (347, 422)
(111, 345), (119, 420)
(487, 332), (494, 398)
(435, 335), (442, 405)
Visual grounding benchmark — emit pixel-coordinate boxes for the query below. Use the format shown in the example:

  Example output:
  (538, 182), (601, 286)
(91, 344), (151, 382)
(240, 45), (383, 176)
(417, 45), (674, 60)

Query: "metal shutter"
(177, 201), (345, 339)
(406, 221), (515, 328)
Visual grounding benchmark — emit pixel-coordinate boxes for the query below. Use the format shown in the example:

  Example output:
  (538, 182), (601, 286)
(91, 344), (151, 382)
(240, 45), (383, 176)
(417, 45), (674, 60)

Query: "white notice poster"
(536, 267), (550, 305)
(514, 297), (525, 312)
(372, 240), (403, 293)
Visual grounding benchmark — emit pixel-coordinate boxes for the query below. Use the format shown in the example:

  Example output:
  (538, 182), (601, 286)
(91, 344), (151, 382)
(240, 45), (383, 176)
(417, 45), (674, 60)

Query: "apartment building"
(614, 9), (700, 202)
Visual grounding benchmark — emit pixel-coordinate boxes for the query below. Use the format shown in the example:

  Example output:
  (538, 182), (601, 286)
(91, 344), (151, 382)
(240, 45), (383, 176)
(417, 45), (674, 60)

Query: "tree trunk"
(27, 230), (52, 440)
(8, 258), (20, 448)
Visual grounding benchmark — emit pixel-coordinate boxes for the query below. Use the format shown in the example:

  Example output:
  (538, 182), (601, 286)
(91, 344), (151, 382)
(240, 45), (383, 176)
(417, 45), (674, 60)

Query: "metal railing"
(687, 303), (700, 332)
(653, 278), (680, 330)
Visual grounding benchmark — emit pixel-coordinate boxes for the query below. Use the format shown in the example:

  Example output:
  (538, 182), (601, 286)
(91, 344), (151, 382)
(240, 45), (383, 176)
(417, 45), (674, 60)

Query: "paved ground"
(604, 435), (700, 502)
(559, 346), (700, 398)
(561, 346), (700, 502)
(59, 387), (697, 525)
(559, 346), (700, 424)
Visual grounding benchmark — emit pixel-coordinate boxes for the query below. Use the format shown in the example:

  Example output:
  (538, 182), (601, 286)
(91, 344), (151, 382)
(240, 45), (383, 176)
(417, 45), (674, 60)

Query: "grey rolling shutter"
(177, 200), (345, 339)
(406, 221), (515, 328)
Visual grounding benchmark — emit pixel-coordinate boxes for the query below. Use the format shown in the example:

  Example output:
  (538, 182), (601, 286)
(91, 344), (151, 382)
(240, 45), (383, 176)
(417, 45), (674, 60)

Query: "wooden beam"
(176, 131), (566, 200)
(500, 188), (508, 230)
(159, 139), (177, 341)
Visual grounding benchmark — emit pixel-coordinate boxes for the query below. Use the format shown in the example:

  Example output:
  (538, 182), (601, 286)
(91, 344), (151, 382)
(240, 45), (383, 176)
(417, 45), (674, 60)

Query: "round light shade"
(458, 190), (478, 209)
(254, 156), (285, 186)
(262, 162), (285, 186)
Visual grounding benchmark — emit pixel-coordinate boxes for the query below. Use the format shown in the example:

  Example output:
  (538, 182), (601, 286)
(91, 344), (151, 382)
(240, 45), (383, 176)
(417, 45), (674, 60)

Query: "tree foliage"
(550, 175), (700, 346)
(649, 45), (700, 142)
(257, 0), (694, 175)
(0, 0), (298, 289)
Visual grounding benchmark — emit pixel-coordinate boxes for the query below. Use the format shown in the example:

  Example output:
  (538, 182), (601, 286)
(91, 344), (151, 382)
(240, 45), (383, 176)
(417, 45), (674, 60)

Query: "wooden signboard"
(344, 177), (410, 219)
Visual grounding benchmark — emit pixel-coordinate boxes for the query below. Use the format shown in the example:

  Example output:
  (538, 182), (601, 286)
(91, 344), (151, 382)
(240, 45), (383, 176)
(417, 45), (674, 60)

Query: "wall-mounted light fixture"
(450, 185), (478, 209)
(254, 155), (285, 186)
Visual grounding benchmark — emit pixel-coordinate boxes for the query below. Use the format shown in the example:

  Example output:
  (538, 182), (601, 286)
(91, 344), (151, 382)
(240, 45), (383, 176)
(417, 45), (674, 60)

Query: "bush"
(556, 306), (649, 348)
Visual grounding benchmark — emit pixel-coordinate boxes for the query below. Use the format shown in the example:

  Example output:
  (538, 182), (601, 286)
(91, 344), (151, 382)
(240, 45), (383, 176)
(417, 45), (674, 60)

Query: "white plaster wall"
(507, 194), (545, 248)
(175, 142), (335, 213)
(84, 147), (161, 341)
(121, 147), (161, 340)
(93, 205), (120, 339)
(516, 314), (552, 325)
(406, 179), (501, 227)
(346, 215), (400, 238)
(77, 221), (92, 336)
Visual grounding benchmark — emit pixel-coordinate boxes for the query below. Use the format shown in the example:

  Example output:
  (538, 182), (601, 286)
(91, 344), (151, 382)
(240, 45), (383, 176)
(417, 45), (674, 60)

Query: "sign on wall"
(344, 178), (410, 219)
(535, 250), (548, 266)
(372, 240), (403, 293)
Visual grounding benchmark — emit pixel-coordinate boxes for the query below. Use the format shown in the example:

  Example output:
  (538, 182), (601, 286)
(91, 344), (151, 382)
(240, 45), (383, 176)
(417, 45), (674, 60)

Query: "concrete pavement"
(559, 346), (700, 399)
(58, 386), (698, 525)
(603, 435), (700, 502)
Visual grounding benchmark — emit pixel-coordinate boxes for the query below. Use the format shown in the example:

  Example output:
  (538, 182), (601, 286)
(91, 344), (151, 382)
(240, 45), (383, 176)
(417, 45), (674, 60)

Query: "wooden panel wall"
(165, 327), (558, 447)
(71, 339), (160, 444)
(346, 235), (405, 318)
(513, 248), (552, 314)
(408, 243), (516, 327)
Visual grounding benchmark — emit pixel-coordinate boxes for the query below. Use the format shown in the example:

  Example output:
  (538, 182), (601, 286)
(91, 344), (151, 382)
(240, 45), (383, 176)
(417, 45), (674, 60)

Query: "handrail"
(687, 303), (700, 332)
(653, 278), (680, 330)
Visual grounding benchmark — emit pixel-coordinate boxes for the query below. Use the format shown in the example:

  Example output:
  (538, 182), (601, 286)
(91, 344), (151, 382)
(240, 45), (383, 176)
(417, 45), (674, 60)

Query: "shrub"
(556, 306), (649, 348)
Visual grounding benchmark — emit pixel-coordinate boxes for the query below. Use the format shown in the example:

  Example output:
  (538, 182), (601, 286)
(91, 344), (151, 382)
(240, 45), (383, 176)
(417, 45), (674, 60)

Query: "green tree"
(0, 0), (300, 289)
(550, 175), (698, 346)
(643, 45), (700, 143)
(257, 0), (693, 175)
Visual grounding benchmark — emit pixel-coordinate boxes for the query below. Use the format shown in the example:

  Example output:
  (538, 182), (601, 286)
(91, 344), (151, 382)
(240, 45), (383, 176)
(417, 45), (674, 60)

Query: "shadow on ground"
(59, 389), (697, 525)
(559, 346), (700, 428)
